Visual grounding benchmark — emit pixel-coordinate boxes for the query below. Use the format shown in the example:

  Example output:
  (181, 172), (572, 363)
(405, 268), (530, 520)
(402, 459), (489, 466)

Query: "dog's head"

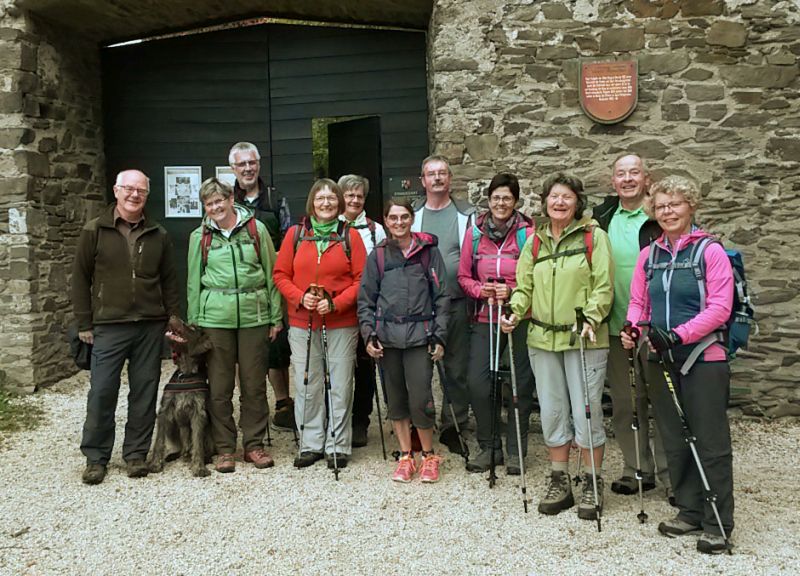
(169, 321), (212, 376)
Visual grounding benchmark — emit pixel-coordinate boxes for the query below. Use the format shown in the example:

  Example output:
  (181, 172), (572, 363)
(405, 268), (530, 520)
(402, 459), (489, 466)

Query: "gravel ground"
(1, 363), (798, 576)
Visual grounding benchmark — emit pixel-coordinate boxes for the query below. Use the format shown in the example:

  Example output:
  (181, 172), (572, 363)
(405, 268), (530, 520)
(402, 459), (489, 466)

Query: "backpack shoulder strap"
(338, 220), (351, 261)
(367, 218), (376, 248)
(515, 226), (528, 255)
(201, 226), (213, 268)
(584, 225), (594, 269)
(376, 245), (385, 279)
(471, 222), (482, 257)
(689, 237), (716, 311)
(246, 218), (261, 261)
(645, 241), (659, 281)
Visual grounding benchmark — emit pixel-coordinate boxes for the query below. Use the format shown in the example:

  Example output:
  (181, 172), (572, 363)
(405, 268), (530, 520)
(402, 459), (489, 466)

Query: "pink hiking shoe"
(392, 454), (416, 483)
(419, 453), (441, 483)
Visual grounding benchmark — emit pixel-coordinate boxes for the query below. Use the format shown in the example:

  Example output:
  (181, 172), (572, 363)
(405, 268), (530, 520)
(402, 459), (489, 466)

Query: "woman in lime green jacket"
(187, 178), (283, 473)
(504, 173), (613, 520)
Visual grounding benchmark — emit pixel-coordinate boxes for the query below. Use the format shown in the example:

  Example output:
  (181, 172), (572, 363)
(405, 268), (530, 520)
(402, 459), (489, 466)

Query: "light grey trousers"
(289, 326), (358, 456)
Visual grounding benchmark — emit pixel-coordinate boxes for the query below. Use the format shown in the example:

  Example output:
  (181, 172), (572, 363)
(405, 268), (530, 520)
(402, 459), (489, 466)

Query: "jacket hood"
(375, 231), (438, 250)
(475, 210), (533, 230)
(654, 227), (714, 252)
(202, 202), (255, 232)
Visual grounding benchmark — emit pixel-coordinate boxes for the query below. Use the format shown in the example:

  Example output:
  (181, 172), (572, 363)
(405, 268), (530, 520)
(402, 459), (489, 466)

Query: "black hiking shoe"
(697, 532), (730, 554)
(126, 459), (149, 478)
(439, 426), (465, 455)
(465, 448), (503, 473)
(326, 453), (349, 469)
(351, 423), (368, 448)
(82, 463), (107, 485)
(272, 398), (296, 431)
(611, 475), (656, 495)
(293, 451), (323, 468)
(537, 471), (574, 515)
(577, 473), (604, 521)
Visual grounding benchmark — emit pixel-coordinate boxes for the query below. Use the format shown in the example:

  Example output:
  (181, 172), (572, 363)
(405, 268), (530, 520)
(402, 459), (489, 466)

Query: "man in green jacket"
(72, 169), (181, 485)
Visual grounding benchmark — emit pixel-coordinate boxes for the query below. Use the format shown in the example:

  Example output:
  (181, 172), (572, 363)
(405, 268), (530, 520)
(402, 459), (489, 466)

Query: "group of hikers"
(72, 143), (738, 555)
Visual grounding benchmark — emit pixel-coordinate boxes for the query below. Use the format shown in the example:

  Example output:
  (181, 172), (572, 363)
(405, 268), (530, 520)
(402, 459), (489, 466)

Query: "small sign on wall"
(215, 166), (237, 188)
(164, 166), (202, 218)
(579, 60), (638, 124)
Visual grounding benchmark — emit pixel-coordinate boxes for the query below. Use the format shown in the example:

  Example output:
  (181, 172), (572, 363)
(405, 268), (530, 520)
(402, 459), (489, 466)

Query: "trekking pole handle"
(623, 320), (640, 342)
(495, 277), (507, 305)
(575, 307), (585, 332)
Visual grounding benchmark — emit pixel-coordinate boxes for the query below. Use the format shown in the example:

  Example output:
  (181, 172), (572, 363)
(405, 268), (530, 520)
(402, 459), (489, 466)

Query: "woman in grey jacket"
(358, 198), (449, 483)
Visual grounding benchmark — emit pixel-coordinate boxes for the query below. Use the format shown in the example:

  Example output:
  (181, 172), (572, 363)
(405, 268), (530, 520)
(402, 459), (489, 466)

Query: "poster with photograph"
(164, 166), (202, 218)
(215, 166), (237, 188)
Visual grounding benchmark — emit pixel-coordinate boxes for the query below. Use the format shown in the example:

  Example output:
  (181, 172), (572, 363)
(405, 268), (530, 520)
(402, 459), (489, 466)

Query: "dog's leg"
(190, 412), (211, 477)
(179, 421), (192, 462)
(147, 401), (169, 473)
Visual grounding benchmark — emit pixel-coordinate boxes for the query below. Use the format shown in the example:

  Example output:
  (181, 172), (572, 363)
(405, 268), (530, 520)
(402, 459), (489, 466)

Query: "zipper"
(230, 243), (241, 328)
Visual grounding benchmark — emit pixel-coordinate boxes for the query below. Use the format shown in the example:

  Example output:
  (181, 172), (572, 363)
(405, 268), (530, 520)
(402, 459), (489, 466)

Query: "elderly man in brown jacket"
(72, 169), (181, 485)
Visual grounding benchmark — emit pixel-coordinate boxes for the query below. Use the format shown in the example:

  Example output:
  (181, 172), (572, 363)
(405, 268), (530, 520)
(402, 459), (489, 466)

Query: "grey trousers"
(440, 297), (471, 430)
(381, 346), (435, 429)
(81, 321), (166, 465)
(289, 325), (358, 456)
(651, 361), (734, 536)
(467, 320), (535, 457)
(205, 326), (269, 454)
(608, 336), (670, 487)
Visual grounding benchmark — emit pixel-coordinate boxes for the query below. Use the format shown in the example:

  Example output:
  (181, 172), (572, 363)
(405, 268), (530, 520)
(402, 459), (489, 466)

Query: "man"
(338, 174), (387, 447)
(411, 155), (476, 453)
(73, 169), (181, 484)
(593, 153), (672, 503)
(230, 142), (295, 432)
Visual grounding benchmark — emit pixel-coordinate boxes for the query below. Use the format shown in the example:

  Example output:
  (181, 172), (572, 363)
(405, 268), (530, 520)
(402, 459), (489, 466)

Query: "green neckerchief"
(311, 216), (339, 256)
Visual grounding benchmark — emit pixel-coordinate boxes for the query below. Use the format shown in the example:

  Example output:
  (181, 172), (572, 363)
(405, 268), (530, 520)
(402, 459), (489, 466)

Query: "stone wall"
(428, 0), (800, 417)
(0, 2), (105, 392)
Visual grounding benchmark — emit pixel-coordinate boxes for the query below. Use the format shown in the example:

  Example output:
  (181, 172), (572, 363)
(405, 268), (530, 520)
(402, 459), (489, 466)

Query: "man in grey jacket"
(411, 155), (476, 453)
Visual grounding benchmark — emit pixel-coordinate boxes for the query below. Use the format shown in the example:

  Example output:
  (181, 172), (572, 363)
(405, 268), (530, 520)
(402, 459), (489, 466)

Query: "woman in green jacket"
(187, 178), (283, 473)
(503, 173), (613, 520)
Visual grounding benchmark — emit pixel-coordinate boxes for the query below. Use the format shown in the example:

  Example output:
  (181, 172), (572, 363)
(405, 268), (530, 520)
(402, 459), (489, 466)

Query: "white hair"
(228, 142), (261, 165)
(115, 169), (150, 189)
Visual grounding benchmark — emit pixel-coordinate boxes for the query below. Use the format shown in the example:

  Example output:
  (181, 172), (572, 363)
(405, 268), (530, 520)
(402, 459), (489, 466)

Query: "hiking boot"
(82, 463), (107, 485)
(658, 516), (702, 537)
(215, 453), (236, 473)
(326, 453), (349, 469)
(419, 453), (441, 483)
(272, 398), (296, 431)
(244, 447), (274, 469)
(293, 451), (323, 468)
(506, 454), (522, 476)
(611, 475), (656, 495)
(392, 454), (416, 483)
(465, 447), (504, 473)
(666, 487), (677, 508)
(577, 473), (604, 521)
(697, 532), (730, 555)
(439, 426), (465, 456)
(126, 459), (149, 479)
(351, 423), (368, 448)
(537, 471), (573, 515)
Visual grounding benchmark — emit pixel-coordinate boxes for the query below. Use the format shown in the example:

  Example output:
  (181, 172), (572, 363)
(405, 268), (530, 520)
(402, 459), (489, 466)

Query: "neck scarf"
(484, 211), (518, 244)
(310, 216), (339, 255)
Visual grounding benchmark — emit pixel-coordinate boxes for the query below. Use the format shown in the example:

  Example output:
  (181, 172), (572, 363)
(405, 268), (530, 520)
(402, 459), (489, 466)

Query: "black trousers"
(81, 321), (166, 465)
(651, 360), (734, 536)
(352, 334), (376, 428)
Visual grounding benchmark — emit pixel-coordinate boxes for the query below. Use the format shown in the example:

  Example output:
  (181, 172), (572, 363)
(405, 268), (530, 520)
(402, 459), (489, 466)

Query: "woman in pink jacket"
(457, 173), (535, 475)
(621, 175), (734, 555)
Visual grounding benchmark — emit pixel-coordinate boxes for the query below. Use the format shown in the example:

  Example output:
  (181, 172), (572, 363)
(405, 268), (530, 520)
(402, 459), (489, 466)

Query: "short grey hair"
(115, 169), (150, 188)
(228, 142), (261, 165)
(337, 174), (369, 196)
(420, 154), (452, 176)
(611, 152), (648, 173)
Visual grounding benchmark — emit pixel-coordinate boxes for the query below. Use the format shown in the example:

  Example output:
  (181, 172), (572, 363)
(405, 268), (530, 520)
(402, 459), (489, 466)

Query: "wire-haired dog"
(147, 322), (214, 477)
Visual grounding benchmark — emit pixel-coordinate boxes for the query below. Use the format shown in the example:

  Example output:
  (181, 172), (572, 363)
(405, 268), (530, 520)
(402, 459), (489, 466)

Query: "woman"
(621, 175), (734, 555)
(187, 177), (283, 473)
(358, 198), (449, 483)
(457, 173), (535, 475)
(338, 174), (387, 447)
(503, 173), (613, 520)
(273, 179), (366, 469)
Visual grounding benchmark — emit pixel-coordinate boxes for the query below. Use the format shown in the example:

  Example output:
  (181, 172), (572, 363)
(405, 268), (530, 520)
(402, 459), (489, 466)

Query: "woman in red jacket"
(273, 179), (366, 469)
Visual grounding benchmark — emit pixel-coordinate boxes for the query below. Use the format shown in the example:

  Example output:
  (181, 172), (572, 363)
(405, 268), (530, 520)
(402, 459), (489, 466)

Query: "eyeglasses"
(314, 195), (338, 205)
(344, 193), (365, 202)
(489, 196), (516, 205)
(548, 193), (576, 203)
(232, 160), (259, 169)
(423, 170), (449, 178)
(116, 185), (149, 196)
(654, 200), (688, 214)
(386, 214), (412, 223)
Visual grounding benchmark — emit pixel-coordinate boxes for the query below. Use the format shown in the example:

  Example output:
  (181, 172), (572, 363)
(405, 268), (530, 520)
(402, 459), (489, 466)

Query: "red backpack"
(200, 217), (261, 267)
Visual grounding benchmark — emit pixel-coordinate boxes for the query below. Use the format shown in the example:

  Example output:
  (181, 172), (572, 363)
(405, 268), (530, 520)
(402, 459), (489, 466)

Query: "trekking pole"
(487, 278), (499, 488)
(575, 307), (601, 532)
(299, 302), (314, 455)
(640, 322), (733, 554)
(504, 306), (528, 513)
(431, 336), (470, 463)
(623, 320), (647, 524)
(315, 284), (340, 480)
(371, 335), (388, 461)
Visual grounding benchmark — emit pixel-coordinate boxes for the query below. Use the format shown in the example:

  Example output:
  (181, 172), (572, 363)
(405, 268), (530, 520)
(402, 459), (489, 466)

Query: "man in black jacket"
(593, 154), (672, 504)
(230, 142), (295, 432)
(73, 169), (181, 484)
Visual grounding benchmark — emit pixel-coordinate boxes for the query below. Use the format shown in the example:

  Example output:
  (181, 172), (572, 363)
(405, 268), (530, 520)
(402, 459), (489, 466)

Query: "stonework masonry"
(0, 2), (106, 392)
(427, 0), (800, 417)
(0, 0), (797, 418)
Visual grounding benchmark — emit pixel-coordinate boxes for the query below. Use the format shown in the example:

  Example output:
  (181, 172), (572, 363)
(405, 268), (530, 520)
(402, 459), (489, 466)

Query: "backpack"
(350, 218), (377, 249)
(645, 236), (755, 359)
(201, 217), (261, 267)
(531, 223), (595, 268)
(292, 217), (351, 260)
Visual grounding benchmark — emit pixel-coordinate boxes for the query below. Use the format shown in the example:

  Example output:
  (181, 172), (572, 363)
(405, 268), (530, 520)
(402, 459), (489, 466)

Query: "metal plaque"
(579, 60), (638, 124)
